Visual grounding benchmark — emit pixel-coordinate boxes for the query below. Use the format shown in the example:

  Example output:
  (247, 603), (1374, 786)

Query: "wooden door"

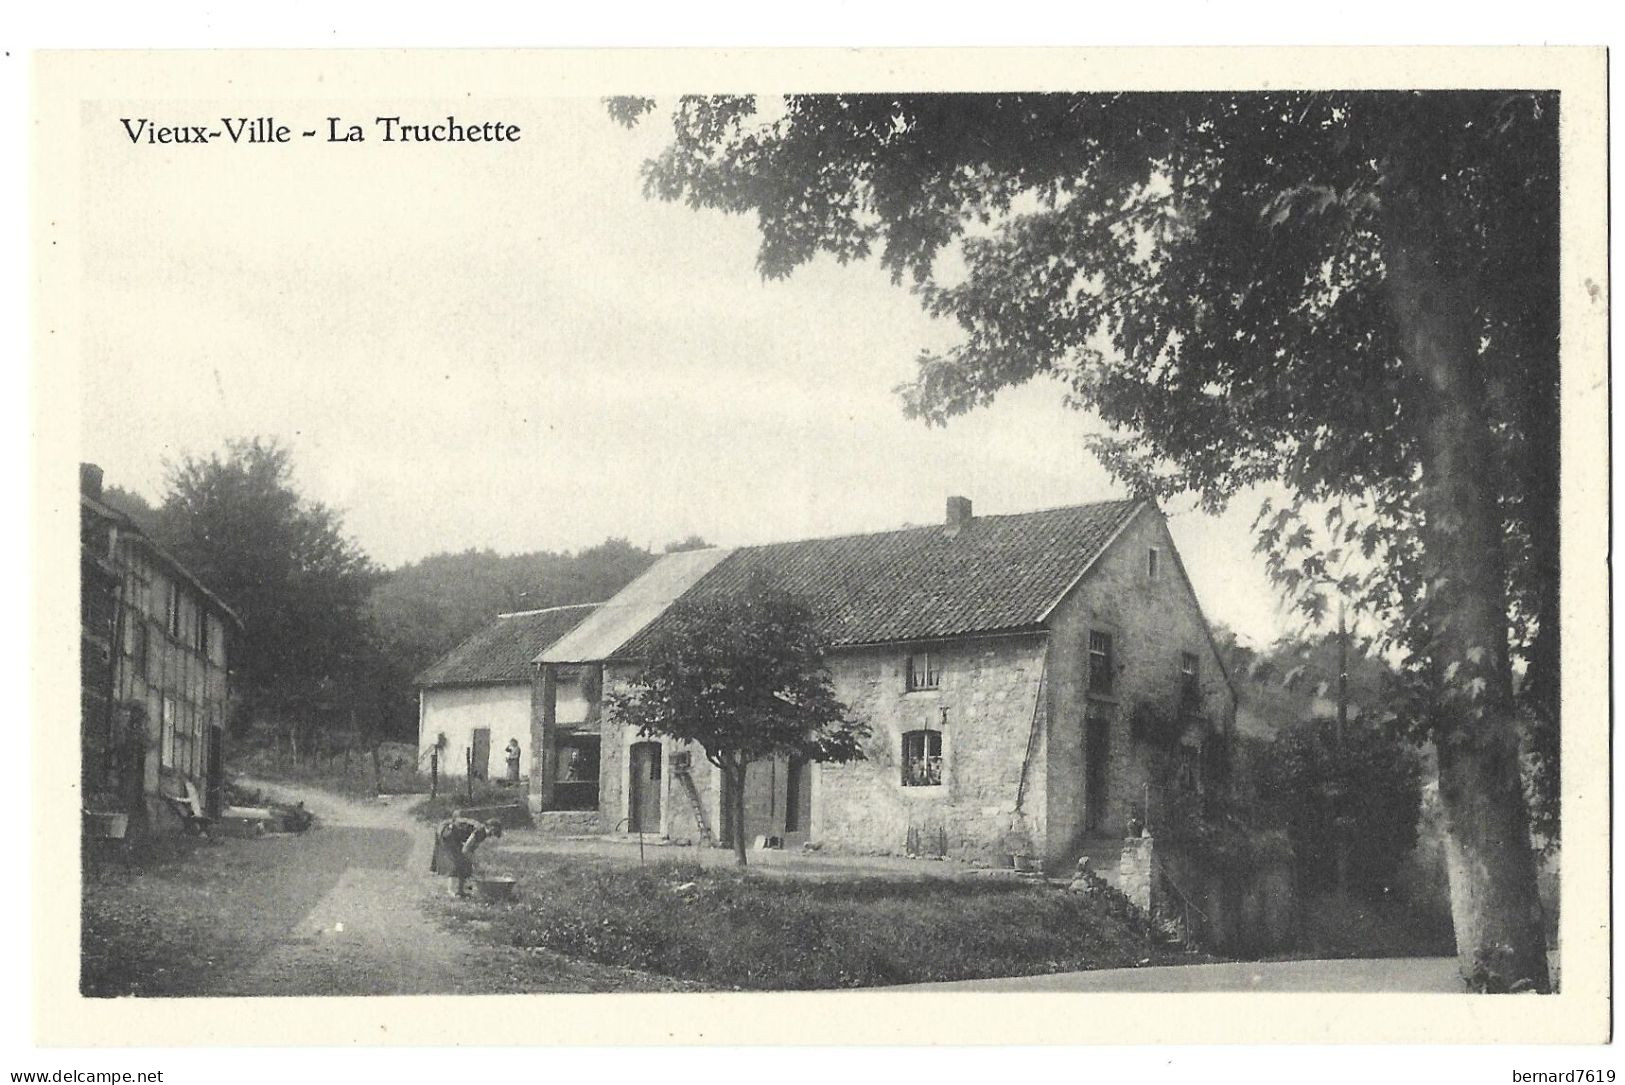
(721, 759), (784, 848)
(205, 725), (225, 817)
(1084, 710), (1110, 834)
(629, 741), (663, 832)
(471, 728), (492, 781)
(783, 757), (812, 847)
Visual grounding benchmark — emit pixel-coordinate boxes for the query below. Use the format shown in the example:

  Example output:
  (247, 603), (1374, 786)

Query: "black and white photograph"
(25, 43), (1609, 1056)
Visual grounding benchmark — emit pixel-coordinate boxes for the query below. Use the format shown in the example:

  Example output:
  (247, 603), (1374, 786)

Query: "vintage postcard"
(30, 47), (1610, 1047)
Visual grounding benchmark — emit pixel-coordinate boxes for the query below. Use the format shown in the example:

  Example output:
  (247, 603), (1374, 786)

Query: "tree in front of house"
(613, 92), (1557, 989)
(606, 576), (868, 866)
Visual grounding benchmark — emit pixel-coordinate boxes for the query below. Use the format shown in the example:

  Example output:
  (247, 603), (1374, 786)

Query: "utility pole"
(1333, 596), (1350, 896)
(1337, 599), (1349, 743)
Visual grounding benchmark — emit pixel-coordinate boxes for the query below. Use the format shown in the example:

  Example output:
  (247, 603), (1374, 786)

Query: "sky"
(78, 95), (1298, 647)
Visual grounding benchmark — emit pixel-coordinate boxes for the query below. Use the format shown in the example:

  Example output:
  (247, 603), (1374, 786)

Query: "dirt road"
(82, 780), (692, 997)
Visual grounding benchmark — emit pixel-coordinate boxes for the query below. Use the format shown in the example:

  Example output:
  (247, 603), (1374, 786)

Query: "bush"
(1256, 716), (1424, 897)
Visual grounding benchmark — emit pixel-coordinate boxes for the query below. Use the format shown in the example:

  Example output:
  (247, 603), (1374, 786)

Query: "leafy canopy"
(1257, 716), (1425, 897)
(607, 575), (868, 769)
(614, 91), (1557, 741)
(156, 437), (380, 728)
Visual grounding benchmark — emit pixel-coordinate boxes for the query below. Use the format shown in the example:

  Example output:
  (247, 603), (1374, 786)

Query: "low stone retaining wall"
(532, 810), (605, 835)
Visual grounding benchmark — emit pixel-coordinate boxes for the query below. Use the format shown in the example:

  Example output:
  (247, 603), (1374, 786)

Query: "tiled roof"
(617, 499), (1147, 656)
(417, 604), (599, 687)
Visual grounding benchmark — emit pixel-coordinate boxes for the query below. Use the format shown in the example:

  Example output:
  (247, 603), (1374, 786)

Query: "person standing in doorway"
(430, 812), (503, 897)
(504, 738), (522, 785)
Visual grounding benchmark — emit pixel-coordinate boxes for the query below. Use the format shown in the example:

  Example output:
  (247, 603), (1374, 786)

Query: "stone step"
(1067, 838), (1128, 889)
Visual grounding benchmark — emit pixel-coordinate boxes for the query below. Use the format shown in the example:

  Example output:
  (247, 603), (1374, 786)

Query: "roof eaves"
(419, 676), (534, 691)
(82, 493), (245, 629)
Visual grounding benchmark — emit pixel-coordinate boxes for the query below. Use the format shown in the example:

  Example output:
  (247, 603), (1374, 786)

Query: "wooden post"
(466, 747), (474, 802)
(430, 749), (438, 799)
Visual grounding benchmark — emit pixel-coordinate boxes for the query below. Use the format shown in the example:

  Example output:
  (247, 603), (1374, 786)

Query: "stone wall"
(1119, 834), (1155, 910)
(1044, 506), (1238, 863)
(816, 636), (1049, 865)
(1142, 835), (1298, 955)
(534, 810), (605, 836)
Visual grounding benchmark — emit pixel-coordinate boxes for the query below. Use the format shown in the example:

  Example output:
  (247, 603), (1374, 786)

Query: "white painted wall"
(418, 683), (531, 780)
(556, 678), (589, 726)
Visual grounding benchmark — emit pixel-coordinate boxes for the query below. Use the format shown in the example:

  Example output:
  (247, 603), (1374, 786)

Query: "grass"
(80, 830), (342, 997)
(229, 746), (433, 799)
(407, 780), (533, 825)
(440, 851), (1206, 989)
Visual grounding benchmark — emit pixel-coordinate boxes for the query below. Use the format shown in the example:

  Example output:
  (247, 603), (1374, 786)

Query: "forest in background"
(97, 440), (704, 747)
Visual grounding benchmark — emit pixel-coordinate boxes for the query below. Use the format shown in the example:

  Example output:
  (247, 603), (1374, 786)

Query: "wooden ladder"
(674, 767), (715, 847)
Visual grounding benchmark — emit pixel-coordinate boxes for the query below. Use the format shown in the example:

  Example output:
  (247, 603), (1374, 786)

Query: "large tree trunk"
(1387, 235), (1551, 992)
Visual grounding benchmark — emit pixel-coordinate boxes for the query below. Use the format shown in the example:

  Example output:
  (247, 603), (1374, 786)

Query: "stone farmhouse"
(531, 497), (1237, 871)
(80, 464), (241, 836)
(415, 603), (598, 782)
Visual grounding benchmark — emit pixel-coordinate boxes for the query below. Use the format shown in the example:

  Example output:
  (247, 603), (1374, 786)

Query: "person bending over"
(431, 813), (503, 897)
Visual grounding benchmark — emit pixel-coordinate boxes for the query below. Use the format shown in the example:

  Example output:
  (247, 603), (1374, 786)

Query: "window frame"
(1180, 650), (1201, 704)
(165, 581), (182, 640)
(552, 731), (602, 811)
(160, 696), (176, 770)
(1147, 546), (1161, 580)
(900, 728), (944, 788)
(905, 650), (941, 692)
(1088, 630), (1116, 697)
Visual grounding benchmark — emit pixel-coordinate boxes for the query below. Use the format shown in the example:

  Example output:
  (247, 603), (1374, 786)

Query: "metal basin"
(473, 876), (517, 902)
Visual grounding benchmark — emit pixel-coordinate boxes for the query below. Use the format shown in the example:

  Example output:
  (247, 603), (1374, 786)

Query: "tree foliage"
(1257, 716), (1425, 898)
(368, 538), (661, 698)
(154, 438), (381, 732)
(616, 91), (1557, 987)
(607, 575), (868, 865)
(617, 91), (1554, 731)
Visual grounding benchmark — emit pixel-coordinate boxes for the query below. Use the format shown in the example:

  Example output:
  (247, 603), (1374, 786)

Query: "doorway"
(783, 757), (812, 848)
(205, 725), (225, 817)
(629, 741), (663, 832)
(721, 758), (790, 850)
(1084, 708), (1111, 834)
(470, 727), (491, 781)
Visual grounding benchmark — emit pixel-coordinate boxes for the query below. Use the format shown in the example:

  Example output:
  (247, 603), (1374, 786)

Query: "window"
(906, 651), (940, 692)
(1175, 742), (1201, 793)
(131, 620), (149, 677)
(1088, 631), (1115, 696)
(160, 696), (176, 769)
(1180, 651), (1200, 703)
(165, 582), (181, 639)
(552, 733), (600, 811)
(901, 729), (942, 787)
(206, 615), (227, 667)
(1147, 547), (1161, 580)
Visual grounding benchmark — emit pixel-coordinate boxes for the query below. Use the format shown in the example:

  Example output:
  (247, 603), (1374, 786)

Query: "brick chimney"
(80, 462), (104, 500)
(945, 495), (973, 537)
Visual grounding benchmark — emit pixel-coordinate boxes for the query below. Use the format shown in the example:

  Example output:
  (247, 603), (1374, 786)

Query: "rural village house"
(415, 603), (598, 784)
(531, 497), (1238, 873)
(80, 463), (241, 836)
